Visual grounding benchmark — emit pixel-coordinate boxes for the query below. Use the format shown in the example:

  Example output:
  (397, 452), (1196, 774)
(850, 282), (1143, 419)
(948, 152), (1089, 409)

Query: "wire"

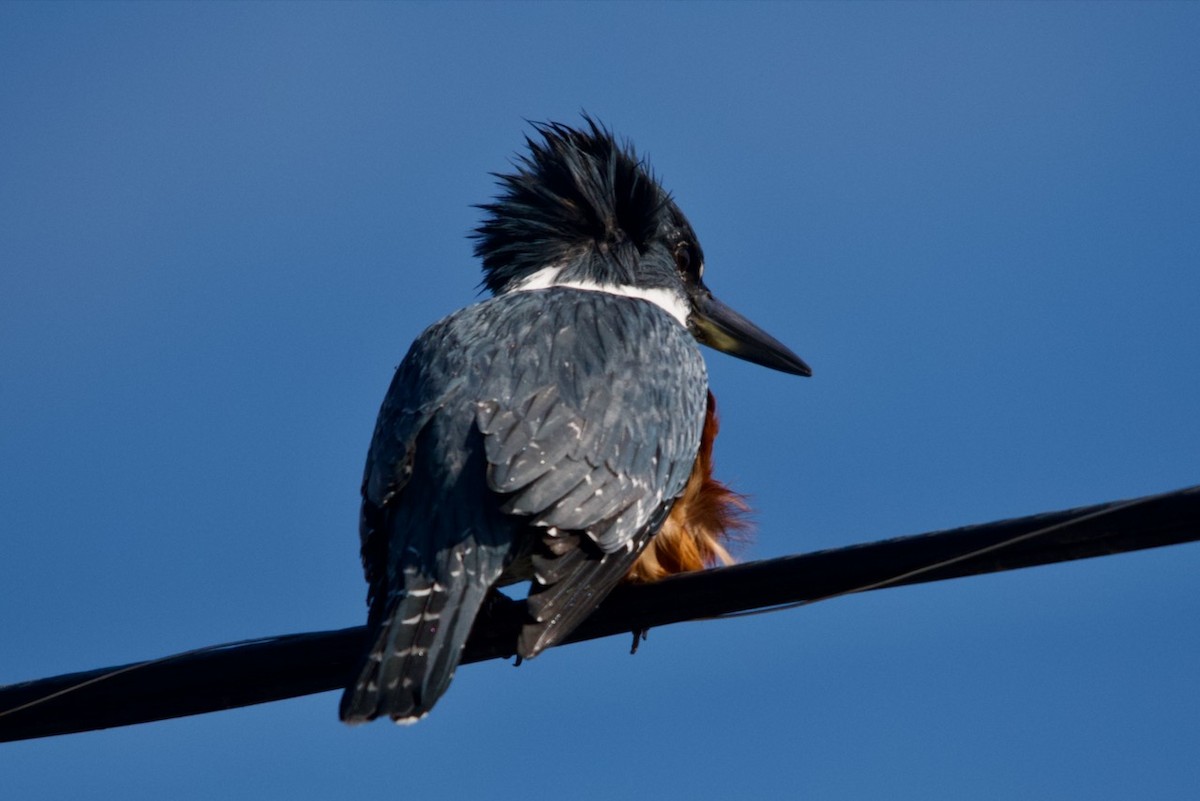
(0, 634), (287, 719)
(711, 490), (1171, 620)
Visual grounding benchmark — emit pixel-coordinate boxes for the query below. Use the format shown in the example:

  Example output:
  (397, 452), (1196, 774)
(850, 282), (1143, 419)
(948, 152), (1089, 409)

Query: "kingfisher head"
(473, 118), (811, 377)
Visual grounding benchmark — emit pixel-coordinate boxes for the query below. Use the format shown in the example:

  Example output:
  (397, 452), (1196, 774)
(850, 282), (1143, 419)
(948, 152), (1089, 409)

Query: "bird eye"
(674, 243), (695, 276)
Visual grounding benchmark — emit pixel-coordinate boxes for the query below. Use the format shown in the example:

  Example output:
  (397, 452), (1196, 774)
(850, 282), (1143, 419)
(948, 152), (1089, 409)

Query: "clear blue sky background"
(2, 2), (1198, 798)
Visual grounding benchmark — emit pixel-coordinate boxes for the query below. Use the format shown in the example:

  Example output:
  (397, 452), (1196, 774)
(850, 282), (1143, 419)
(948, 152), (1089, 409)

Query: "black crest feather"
(473, 117), (670, 295)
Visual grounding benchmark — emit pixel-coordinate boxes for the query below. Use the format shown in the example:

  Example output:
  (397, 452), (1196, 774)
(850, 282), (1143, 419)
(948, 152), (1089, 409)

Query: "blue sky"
(2, 2), (1198, 798)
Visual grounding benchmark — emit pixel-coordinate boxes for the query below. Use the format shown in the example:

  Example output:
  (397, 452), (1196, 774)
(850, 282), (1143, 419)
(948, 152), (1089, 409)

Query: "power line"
(2, 484), (1197, 742)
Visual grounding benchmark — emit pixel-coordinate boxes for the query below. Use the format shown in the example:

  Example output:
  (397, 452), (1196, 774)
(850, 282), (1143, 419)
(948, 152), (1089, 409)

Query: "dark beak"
(689, 289), (812, 377)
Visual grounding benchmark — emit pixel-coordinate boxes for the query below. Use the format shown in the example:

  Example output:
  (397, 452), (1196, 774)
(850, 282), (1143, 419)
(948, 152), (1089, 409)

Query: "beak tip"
(783, 357), (813, 378)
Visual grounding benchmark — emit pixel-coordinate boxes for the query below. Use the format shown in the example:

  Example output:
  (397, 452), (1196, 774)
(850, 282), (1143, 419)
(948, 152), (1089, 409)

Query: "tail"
(339, 576), (489, 724)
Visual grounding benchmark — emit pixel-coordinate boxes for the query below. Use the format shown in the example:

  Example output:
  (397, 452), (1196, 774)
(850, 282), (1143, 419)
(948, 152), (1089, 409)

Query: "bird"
(339, 118), (811, 724)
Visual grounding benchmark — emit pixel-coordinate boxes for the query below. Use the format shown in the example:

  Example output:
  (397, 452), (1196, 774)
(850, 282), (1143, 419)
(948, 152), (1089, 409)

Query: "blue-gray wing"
(348, 299), (519, 721)
(344, 288), (706, 721)
(470, 289), (708, 654)
(477, 290), (706, 546)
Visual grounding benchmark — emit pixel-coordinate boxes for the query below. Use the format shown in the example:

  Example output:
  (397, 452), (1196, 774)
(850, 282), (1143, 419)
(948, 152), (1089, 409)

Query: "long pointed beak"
(689, 290), (812, 377)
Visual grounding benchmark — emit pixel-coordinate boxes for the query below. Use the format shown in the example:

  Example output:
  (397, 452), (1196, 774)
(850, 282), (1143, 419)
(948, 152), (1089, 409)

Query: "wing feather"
(345, 287), (707, 719)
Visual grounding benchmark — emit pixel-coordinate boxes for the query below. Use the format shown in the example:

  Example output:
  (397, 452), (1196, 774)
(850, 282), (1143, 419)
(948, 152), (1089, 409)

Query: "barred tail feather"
(339, 577), (488, 724)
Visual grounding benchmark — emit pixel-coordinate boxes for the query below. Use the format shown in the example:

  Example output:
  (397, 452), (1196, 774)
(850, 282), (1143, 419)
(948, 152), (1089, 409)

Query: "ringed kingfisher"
(340, 119), (811, 724)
